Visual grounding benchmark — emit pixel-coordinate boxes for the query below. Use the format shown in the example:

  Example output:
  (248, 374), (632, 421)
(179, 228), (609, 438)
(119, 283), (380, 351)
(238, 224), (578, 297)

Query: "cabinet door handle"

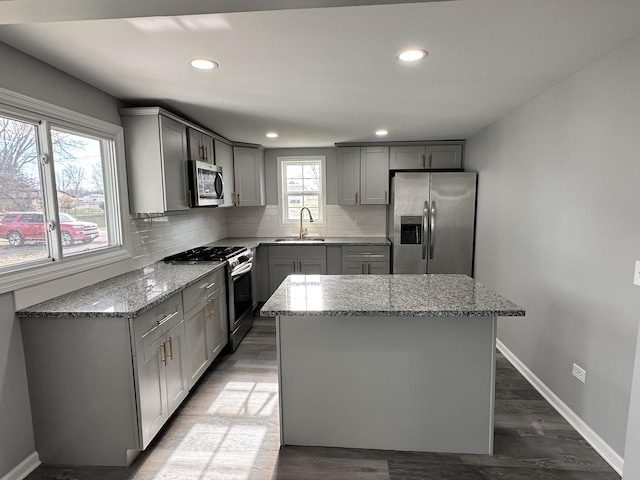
(355, 192), (358, 205)
(422, 154), (426, 168)
(237, 193), (240, 205)
(427, 153), (433, 169)
(161, 341), (168, 366)
(368, 264), (371, 274)
(167, 337), (174, 360)
(361, 264), (365, 274)
(298, 260), (302, 272)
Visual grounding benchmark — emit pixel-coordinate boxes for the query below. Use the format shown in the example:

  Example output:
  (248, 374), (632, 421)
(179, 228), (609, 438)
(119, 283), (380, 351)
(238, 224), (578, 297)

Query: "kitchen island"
(260, 274), (524, 455)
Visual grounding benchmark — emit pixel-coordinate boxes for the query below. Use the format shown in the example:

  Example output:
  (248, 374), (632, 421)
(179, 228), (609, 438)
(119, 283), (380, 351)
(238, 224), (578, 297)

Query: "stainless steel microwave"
(189, 160), (224, 207)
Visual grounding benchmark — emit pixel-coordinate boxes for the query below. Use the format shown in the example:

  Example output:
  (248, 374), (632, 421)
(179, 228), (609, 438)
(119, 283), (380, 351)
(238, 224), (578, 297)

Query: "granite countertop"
(17, 261), (225, 318)
(260, 274), (525, 317)
(209, 236), (390, 248)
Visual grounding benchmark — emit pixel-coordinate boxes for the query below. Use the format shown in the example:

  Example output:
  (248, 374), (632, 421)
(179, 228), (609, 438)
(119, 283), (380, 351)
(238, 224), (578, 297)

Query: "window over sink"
(0, 87), (130, 293)
(277, 155), (326, 226)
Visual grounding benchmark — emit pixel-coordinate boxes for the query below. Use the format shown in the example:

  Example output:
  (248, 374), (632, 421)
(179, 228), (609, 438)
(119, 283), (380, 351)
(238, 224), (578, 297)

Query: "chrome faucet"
(299, 207), (314, 239)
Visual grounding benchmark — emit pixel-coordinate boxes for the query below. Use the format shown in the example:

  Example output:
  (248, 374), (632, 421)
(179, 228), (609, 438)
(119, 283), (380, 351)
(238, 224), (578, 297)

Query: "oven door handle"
(231, 262), (253, 278)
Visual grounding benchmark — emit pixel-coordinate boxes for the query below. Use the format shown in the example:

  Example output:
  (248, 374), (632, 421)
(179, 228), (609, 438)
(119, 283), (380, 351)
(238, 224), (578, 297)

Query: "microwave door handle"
(422, 201), (428, 260)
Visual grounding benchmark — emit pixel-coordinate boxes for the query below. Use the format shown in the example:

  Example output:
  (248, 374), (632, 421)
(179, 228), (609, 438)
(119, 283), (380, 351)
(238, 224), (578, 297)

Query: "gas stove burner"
(163, 245), (248, 263)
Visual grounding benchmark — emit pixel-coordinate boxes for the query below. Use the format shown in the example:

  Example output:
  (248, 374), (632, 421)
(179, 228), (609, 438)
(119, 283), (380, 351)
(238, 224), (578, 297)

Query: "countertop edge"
(17, 262), (226, 318)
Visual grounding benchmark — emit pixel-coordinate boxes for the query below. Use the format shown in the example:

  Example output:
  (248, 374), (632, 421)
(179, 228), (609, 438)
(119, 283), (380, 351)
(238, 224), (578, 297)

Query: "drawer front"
(183, 267), (226, 317)
(132, 295), (184, 355)
(342, 245), (389, 262)
(268, 245), (326, 259)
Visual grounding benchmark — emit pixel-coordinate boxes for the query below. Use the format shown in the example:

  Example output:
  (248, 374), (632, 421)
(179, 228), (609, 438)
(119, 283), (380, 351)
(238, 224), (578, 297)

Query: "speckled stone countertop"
(260, 274), (525, 317)
(17, 261), (225, 318)
(208, 237), (390, 248)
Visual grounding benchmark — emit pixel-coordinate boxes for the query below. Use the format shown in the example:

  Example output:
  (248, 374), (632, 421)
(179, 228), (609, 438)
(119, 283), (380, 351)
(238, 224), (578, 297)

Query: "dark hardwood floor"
(26, 316), (620, 480)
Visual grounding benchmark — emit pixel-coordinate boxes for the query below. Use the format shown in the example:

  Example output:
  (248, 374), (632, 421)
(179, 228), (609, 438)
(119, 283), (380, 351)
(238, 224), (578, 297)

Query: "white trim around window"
(276, 155), (326, 227)
(0, 86), (132, 294)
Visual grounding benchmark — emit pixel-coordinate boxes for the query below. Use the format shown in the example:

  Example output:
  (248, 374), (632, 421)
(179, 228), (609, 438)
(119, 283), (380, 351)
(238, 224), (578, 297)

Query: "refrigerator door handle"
(429, 200), (436, 260)
(422, 200), (429, 260)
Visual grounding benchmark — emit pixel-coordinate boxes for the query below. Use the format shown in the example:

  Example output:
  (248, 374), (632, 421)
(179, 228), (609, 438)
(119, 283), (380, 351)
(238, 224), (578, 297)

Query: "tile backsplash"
(129, 208), (228, 268)
(226, 204), (388, 238)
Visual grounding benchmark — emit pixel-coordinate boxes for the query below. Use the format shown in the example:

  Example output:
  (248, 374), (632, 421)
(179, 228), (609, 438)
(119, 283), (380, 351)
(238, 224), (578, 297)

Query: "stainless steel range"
(164, 245), (255, 351)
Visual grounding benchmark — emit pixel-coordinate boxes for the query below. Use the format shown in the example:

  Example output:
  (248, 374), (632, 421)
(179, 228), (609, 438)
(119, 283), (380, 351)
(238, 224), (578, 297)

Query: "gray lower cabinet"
(341, 245), (390, 274)
(268, 246), (326, 294)
(183, 267), (228, 390)
(20, 292), (194, 467)
(135, 308), (189, 450)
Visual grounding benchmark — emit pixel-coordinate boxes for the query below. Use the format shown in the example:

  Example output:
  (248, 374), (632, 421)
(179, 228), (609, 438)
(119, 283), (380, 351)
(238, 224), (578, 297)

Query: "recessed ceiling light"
(396, 49), (428, 62)
(266, 132), (279, 138)
(189, 58), (218, 70)
(375, 129), (389, 136)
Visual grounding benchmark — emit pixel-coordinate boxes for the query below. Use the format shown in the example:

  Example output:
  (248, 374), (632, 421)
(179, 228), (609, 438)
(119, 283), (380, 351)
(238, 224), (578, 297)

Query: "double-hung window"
(0, 88), (129, 291)
(277, 156), (325, 225)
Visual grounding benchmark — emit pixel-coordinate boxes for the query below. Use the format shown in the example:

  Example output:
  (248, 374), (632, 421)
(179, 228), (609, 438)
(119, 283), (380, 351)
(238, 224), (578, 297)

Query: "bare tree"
(0, 116), (89, 212)
(57, 163), (85, 199)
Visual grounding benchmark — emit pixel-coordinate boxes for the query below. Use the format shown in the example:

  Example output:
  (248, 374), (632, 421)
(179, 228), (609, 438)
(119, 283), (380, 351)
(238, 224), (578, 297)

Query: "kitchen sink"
(274, 237), (325, 242)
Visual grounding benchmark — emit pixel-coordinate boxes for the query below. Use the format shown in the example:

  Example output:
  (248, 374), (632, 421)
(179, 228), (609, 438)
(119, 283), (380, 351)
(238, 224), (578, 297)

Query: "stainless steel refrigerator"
(388, 172), (477, 275)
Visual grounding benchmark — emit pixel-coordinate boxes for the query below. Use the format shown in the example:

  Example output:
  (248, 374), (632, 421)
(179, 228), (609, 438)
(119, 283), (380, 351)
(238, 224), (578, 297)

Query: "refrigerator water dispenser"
(400, 216), (422, 244)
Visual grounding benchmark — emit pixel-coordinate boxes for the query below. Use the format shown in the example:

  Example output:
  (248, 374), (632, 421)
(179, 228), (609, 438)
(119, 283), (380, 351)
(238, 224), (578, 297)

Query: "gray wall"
(0, 293), (35, 478)
(465, 34), (640, 459)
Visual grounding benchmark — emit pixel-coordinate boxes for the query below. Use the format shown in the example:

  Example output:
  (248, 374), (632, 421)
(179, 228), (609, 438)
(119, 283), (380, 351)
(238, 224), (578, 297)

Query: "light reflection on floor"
(150, 381), (279, 480)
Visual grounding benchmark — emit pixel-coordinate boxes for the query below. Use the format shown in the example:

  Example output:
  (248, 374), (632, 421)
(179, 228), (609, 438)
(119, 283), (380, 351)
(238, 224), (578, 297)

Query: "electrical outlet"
(572, 363), (587, 384)
(634, 260), (640, 287)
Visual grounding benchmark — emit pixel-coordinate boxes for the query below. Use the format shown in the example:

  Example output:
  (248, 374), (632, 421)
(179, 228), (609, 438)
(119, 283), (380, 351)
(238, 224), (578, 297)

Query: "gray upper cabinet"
(389, 144), (463, 170)
(233, 146), (266, 206)
(215, 140), (235, 207)
(187, 127), (214, 164)
(337, 146), (389, 205)
(360, 146), (389, 204)
(337, 147), (360, 205)
(389, 145), (426, 170)
(120, 108), (190, 213)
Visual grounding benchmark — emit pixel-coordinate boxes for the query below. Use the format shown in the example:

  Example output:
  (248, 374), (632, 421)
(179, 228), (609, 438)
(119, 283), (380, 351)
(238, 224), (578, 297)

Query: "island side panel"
(277, 314), (496, 455)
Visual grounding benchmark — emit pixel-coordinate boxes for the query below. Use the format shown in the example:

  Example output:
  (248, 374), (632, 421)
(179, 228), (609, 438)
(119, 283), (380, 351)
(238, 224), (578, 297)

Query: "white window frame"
(0, 87), (132, 294)
(277, 155), (326, 226)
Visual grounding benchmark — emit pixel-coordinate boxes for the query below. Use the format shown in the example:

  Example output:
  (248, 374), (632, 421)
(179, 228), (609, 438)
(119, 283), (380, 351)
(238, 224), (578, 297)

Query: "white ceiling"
(1, 0), (640, 148)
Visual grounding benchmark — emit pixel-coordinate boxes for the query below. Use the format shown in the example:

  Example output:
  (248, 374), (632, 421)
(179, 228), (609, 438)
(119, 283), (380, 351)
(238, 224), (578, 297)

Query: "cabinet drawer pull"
(167, 337), (174, 360)
(157, 310), (179, 327)
(204, 282), (216, 290)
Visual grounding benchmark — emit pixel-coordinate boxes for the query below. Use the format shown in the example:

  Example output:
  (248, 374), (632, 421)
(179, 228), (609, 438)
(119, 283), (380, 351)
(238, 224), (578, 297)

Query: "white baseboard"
(496, 339), (624, 476)
(1, 452), (40, 480)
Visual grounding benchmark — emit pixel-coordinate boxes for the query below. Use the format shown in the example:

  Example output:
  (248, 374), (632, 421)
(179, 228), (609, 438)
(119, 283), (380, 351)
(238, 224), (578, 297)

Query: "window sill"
(0, 247), (132, 296)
